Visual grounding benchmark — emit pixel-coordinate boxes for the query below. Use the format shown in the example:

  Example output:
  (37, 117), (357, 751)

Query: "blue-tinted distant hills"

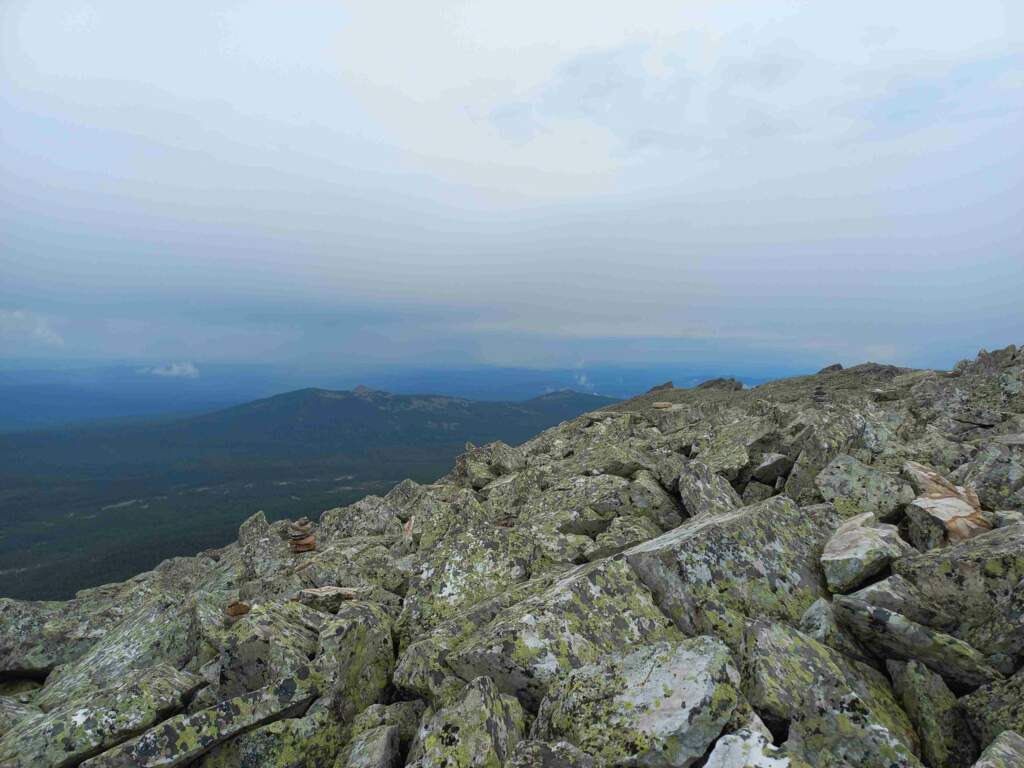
(0, 362), (774, 431)
(0, 385), (617, 600)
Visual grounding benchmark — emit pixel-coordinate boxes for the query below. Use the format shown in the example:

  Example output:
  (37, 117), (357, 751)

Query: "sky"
(1, 0), (1022, 375)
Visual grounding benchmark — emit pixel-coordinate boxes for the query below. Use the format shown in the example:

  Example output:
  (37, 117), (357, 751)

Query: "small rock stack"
(288, 517), (316, 553)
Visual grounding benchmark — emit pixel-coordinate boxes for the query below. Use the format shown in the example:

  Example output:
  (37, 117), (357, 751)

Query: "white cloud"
(142, 362), (200, 379)
(0, 309), (64, 347)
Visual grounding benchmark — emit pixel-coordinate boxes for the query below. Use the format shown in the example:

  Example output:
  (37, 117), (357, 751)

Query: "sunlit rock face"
(1, 343), (1023, 767)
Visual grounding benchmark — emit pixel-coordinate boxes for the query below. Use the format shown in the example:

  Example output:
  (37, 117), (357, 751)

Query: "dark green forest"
(0, 388), (616, 600)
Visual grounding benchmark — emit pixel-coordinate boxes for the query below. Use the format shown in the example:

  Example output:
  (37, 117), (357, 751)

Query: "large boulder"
(676, 459), (742, 517)
(216, 600), (324, 698)
(339, 725), (401, 768)
(902, 461), (992, 549)
(815, 454), (914, 521)
(626, 496), (839, 647)
(892, 525), (1024, 632)
(972, 731), (1024, 768)
(0, 665), (202, 768)
(533, 638), (740, 767)
(34, 595), (195, 711)
(317, 601), (395, 722)
(406, 676), (525, 768)
(833, 593), (1002, 691)
(889, 660), (978, 768)
(960, 669), (1024, 749)
(196, 702), (346, 768)
(446, 558), (681, 710)
(820, 512), (913, 593)
(954, 443), (1024, 510)
(740, 620), (919, 765)
(80, 668), (321, 768)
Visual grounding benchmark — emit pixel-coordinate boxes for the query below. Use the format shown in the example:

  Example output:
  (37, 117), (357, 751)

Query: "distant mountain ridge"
(0, 387), (619, 599)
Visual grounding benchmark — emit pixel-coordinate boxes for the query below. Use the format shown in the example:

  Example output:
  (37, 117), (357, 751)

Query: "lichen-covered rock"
(505, 740), (600, 768)
(239, 511), (294, 582)
(842, 575), (958, 633)
(963, 576), (1024, 661)
(955, 443), (1024, 511)
(216, 600), (323, 698)
(0, 697), (38, 740)
(406, 676), (525, 768)
(833, 594), (1002, 690)
(397, 523), (538, 645)
(703, 729), (809, 768)
(676, 459), (742, 517)
(34, 594), (195, 711)
(752, 453), (793, 485)
(741, 480), (775, 505)
(890, 660), (978, 768)
(294, 585), (402, 615)
(80, 668), (321, 768)
(960, 669), (1024, 749)
(582, 515), (662, 560)
(971, 731), (1024, 768)
(452, 441), (526, 490)
(626, 496), (839, 647)
(317, 601), (394, 722)
(740, 620), (918, 762)
(815, 454), (914, 522)
(446, 558), (680, 710)
(347, 701), (426, 757)
(320, 495), (404, 539)
(533, 638), (740, 767)
(820, 512), (913, 593)
(196, 701), (346, 768)
(892, 525), (1024, 632)
(798, 598), (875, 666)
(0, 598), (119, 677)
(340, 724), (400, 768)
(0, 664), (201, 768)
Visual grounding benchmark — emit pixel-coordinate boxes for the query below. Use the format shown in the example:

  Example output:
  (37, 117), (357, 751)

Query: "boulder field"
(2, 344), (1024, 767)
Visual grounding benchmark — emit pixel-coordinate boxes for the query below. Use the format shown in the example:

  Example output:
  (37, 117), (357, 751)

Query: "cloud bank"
(1, 1), (1021, 372)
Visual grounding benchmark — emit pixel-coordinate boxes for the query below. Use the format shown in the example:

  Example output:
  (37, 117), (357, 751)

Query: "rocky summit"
(2, 345), (1024, 768)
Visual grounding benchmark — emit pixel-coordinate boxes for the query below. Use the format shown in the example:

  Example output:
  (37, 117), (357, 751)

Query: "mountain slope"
(0, 387), (617, 599)
(2, 345), (1022, 767)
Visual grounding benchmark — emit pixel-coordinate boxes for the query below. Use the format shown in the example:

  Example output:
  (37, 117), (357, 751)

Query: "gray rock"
(815, 454), (915, 522)
(971, 731), (1024, 768)
(741, 620), (919, 763)
(704, 729), (810, 768)
(893, 525), (1024, 632)
(80, 668), (321, 768)
(317, 601), (394, 722)
(676, 459), (742, 517)
(0, 665), (201, 768)
(340, 725), (400, 768)
(626, 496), (839, 648)
(960, 669), (1024, 749)
(406, 676), (525, 767)
(446, 558), (680, 710)
(741, 480), (775, 505)
(833, 594), (1002, 690)
(752, 452), (793, 485)
(533, 638), (740, 767)
(890, 659), (978, 768)
(506, 740), (599, 768)
(820, 512), (913, 593)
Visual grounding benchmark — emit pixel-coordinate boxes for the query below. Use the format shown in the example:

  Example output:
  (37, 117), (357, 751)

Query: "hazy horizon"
(3, 1), (1023, 375)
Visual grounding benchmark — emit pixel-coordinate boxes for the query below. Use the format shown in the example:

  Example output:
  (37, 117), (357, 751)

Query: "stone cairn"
(288, 516), (316, 553)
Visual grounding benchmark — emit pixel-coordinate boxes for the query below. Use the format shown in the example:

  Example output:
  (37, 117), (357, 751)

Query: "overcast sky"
(2, 1), (1022, 373)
